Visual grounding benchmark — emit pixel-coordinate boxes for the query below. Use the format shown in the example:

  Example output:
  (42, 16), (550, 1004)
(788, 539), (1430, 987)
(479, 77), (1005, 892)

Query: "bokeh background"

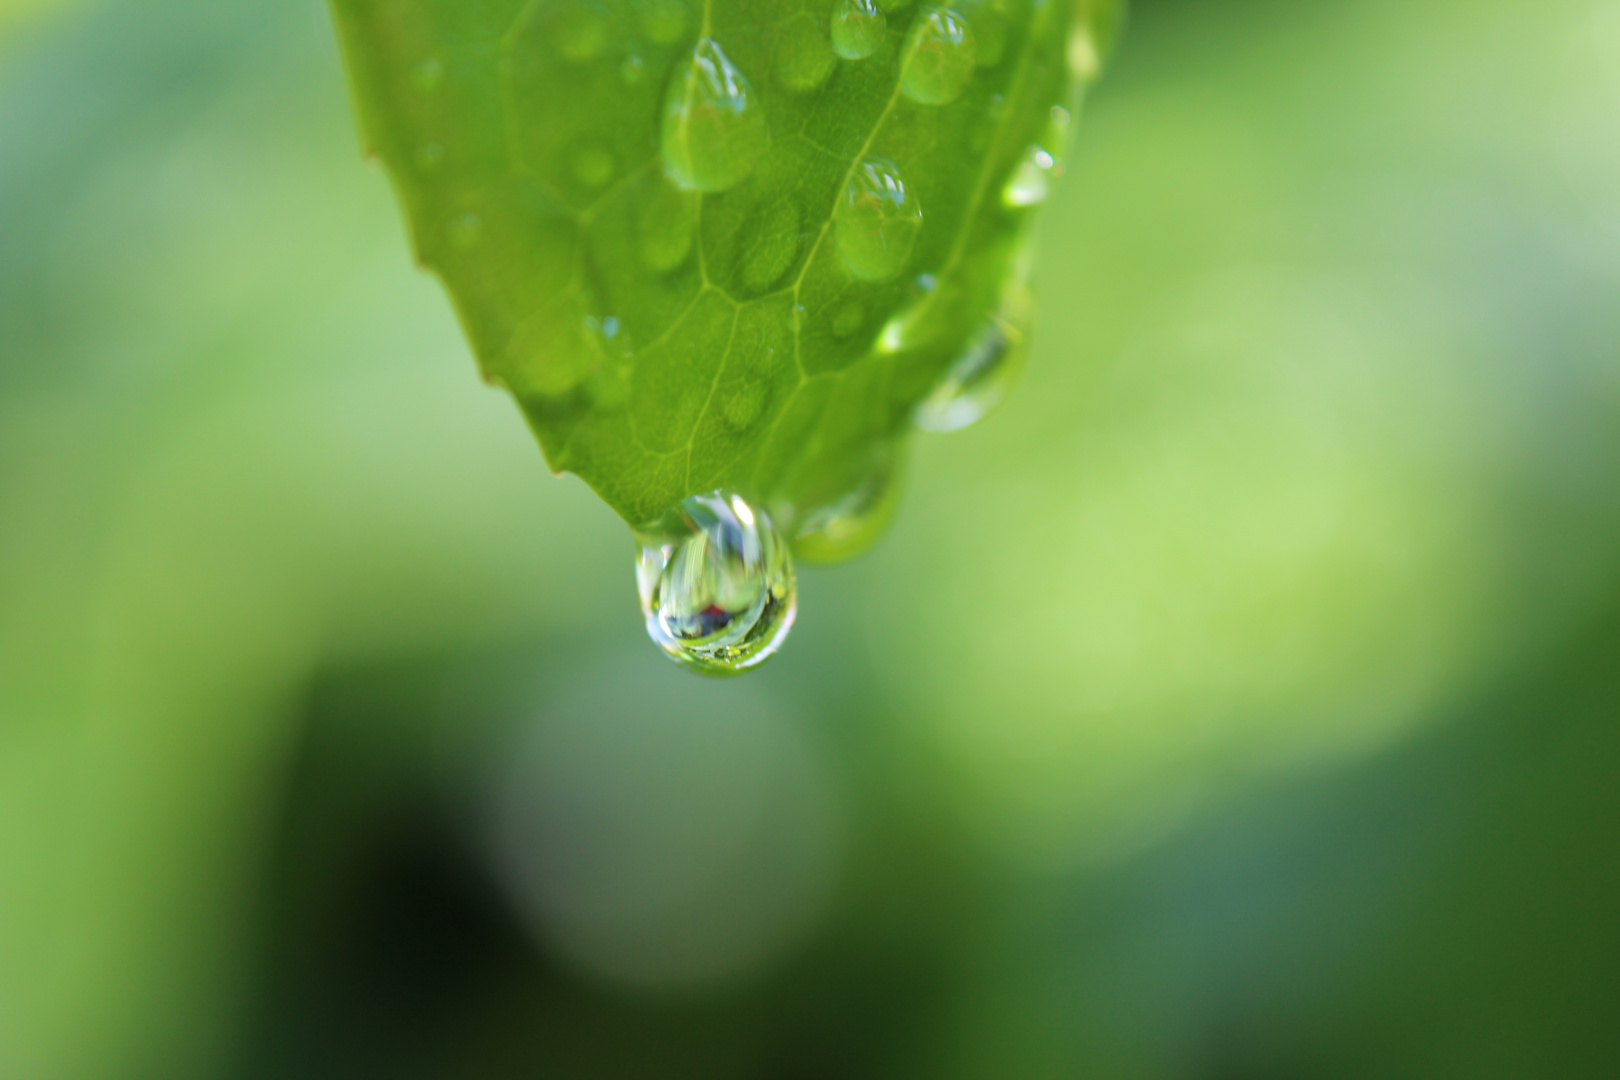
(3, 0), (1619, 1076)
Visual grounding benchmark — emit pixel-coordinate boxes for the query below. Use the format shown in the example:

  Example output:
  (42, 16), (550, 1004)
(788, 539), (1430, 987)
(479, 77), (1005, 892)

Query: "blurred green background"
(3, 0), (1619, 1076)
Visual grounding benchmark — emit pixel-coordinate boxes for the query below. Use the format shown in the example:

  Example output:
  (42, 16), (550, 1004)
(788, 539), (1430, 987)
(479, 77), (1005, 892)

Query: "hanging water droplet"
(791, 455), (903, 564)
(834, 156), (922, 282)
(1002, 145), (1055, 207)
(831, 0), (886, 61)
(636, 492), (797, 674)
(914, 286), (1031, 432)
(899, 7), (977, 106)
(661, 38), (770, 193)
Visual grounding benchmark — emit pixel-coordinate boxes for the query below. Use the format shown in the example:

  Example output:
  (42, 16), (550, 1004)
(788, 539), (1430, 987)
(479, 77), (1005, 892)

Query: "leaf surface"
(330, 0), (1119, 532)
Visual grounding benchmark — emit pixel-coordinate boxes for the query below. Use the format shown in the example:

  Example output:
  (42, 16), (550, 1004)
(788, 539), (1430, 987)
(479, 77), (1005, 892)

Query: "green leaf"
(329, 0), (1120, 537)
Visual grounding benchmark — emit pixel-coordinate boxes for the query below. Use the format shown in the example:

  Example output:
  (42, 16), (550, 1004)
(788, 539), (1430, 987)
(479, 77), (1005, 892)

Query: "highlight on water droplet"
(833, 156), (923, 282)
(898, 7), (977, 106)
(636, 492), (797, 674)
(831, 0), (886, 61)
(791, 453), (903, 564)
(915, 284), (1032, 432)
(661, 38), (770, 193)
(1002, 145), (1055, 207)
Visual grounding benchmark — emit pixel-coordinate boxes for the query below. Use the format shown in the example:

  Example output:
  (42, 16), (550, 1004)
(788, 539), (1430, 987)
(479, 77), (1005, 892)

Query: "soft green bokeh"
(2, 0), (1617, 1077)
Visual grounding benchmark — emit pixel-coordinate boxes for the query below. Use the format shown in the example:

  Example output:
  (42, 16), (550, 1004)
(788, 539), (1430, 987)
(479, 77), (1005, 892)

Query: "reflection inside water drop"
(661, 38), (770, 193)
(831, 0), (886, 61)
(637, 492), (797, 674)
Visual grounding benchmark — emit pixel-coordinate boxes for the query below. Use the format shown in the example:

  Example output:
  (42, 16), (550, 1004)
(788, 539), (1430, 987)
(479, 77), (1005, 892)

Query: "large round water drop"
(834, 156), (922, 282)
(899, 8), (977, 105)
(915, 288), (1031, 432)
(661, 38), (769, 193)
(636, 492), (797, 674)
(831, 0), (886, 61)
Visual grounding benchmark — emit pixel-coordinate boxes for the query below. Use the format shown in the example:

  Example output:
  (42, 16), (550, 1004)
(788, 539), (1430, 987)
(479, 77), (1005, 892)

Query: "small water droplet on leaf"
(831, 0), (886, 61)
(834, 156), (922, 281)
(899, 7), (976, 106)
(661, 38), (770, 192)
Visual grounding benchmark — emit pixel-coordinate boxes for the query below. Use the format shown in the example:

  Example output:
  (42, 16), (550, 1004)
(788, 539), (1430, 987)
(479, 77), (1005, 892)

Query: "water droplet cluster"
(339, 0), (1118, 672)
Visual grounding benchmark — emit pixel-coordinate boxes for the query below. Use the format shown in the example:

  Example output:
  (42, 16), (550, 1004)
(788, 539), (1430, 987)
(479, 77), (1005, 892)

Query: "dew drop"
(661, 38), (770, 193)
(831, 0), (886, 61)
(636, 492), (797, 674)
(1002, 145), (1055, 207)
(914, 285), (1031, 432)
(791, 455), (902, 564)
(899, 7), (977, 106)
(833, 156), (922, 282)
(774, 12), (837, 92)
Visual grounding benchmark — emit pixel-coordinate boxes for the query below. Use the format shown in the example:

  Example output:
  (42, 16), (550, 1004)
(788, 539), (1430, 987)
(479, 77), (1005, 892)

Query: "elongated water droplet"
(661, 38), (770, 193)
(834, 156), (922, 282)
(791, 455), (902, 564)
(636, 492), (797, 674)
(1002, 145), (1055, 207)
(831, 0), (886, 60)
(915, 286), (1031, 432)
(899, 7), (977, 106)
